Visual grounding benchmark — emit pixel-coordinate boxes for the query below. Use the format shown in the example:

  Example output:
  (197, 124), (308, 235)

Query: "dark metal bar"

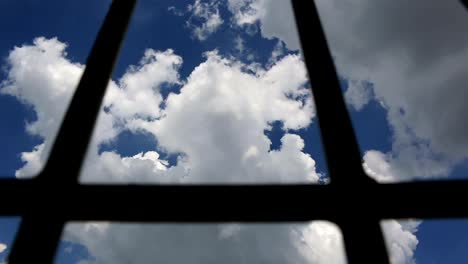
(340, 219), (390, 264)
(8, 217), (65, 264)
(0, 0), (466, 263)
(1, 182), (468, 221)
(8, 0), (137, 263)
(461, 0), (468, 10)
(290, 0), (374, 186)
(291, 0), (389, 263)
(38, 0), (137, 185)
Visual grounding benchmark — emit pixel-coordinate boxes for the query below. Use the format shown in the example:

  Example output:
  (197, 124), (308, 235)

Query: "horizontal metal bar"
(2, 179), (468, 221)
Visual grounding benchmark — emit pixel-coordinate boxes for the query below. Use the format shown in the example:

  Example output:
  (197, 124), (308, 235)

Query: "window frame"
(2, 1), (468, 263)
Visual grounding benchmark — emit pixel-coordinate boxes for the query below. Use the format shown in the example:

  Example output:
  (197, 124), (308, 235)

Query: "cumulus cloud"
(186, 0), (224, 41)
(121, 50), (317, 183)
(104, 49), (182, 121)
(310, 0), (468, 263)
(315, 0), (468, 179)
(344, 80), (372, 111)
(363, 150), (398, 183)
(1, 37), (418, 264)
(64, 222), (348, 264)
(64, 220), (418, 264)
(0, 243), (6, 253)
(18, 37), (333, 262)
(167, 6), (184, 17)
(0, 36), (318, 183)
(234, 35), (244, 53)
(382, 220), (420, 264)
(0, 37), (84, 178)
(227, 0), (301, 51)
(227, 0), (468, 180)
(0, 38), (181, 180)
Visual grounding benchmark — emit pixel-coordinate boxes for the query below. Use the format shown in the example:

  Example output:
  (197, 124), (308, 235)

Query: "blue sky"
(0, 0), (468, 263)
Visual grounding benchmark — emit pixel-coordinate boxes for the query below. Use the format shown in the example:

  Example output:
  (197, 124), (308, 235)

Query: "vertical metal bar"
(8, 0), (137, 263)
(340, 219), (391, 264)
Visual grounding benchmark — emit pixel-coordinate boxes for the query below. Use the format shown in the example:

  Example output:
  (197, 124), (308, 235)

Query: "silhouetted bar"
(0, 0), (465, 264)
(0, 182), (467, 221)
(291, 0), (389, 263)
(39, 0), (136, 184)
(290, 0), (372, 186)
(8, 0), (137, 263)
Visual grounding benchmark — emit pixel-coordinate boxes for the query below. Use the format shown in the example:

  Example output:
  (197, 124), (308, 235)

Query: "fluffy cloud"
(1, 37), (418, 264)
(64, 222), (347, 264)
(121, 50), (316, 183)
(344, 80), (372, 112)
(196, 0), (467, 176)
(382, 220), (419, 264)
(64, 220), (418, 264)
(79, 48), (318, 184)
(227, 0), (301, 50)
(0, 38), (181, 179)
(1, 36), (319, 183)
(292, 8), (468, 242)
(186, 0), (224, 41)
(0, 243), (6, 253)
(103, 49), (182, 121)
(227, 0), (468, 180)
(363, 150), (397, 183)
(315, 0), (468, 179)
(1, 38), (340, 263)
(0, 37), (84, 178)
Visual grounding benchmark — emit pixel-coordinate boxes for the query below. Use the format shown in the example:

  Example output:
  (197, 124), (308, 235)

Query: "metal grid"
(3, 0), (467, 263)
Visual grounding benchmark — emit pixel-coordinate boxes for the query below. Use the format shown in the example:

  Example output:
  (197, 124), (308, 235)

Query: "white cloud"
(267, 40), (286, 67)
(86, 50), (318, 181)
(234, 35), (244, 53)
(344, 80), (372, 111)
(0, 37), (83, 140)
(64, 222), (348, 264)
(314, 0), (468, 179)
(122, 50), (317, 183)
(0, 38), (181, 180)
(167, 6), (184, 17)
(15, 143), (45, 179)
(363, 150), (421, 264)
(0, 37), (318, 184)
(103, 49), (181, 121)
(362, 151), (421, 264)
(362, 151), (421, 263)
(363, 150), (397, 183)
(186, 0), (224, 41)
(294, 222), (348, 264)
(0, 243), (6, 253)
(0, 37), (84, 178)
(382, 220), (419, 264)
(1, 37), (419, 264)
(227, 0), (301, 51)
(227, 0), (468, 180)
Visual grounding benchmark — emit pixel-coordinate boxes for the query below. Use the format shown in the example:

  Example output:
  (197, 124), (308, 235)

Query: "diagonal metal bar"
(8, 0), (137, 263)
(0, 0), (465, 263)
(290, 0), (373, 186)
(38, 0), (137, 185)
(290, 0), (389, 263)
